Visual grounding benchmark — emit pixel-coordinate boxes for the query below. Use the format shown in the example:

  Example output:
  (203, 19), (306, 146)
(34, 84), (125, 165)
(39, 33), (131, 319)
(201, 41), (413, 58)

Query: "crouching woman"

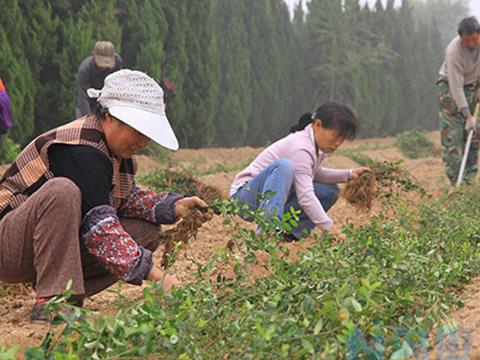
(0, 70), (208, 320)
(230, 101), (370, 240)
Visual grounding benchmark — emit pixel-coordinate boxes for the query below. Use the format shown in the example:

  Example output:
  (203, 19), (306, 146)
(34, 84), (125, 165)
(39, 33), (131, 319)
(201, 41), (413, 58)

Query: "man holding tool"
(437, 16), (480, 185)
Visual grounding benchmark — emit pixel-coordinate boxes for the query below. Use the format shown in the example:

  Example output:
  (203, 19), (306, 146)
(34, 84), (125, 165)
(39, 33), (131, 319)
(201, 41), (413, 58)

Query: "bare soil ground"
(2, 131), (480, 358)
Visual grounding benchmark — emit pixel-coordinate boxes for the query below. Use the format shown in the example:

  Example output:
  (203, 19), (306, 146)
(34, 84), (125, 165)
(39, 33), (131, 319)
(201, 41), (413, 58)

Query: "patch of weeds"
(395, 130), (436, 159)
(200, 163), (232, 176)
(138, 168), (223, 204)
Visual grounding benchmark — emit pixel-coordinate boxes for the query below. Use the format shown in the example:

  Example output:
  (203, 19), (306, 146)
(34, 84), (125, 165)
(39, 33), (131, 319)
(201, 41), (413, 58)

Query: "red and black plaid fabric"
(0, 115), (136, 219)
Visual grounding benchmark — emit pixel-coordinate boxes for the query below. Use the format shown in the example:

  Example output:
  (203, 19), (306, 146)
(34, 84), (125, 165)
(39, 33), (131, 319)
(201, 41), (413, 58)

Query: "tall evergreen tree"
(244, 0), (291, 145)
(182, 0), (219, 148)
(160, 0), (189, 141)
(213, 0), (252, 146)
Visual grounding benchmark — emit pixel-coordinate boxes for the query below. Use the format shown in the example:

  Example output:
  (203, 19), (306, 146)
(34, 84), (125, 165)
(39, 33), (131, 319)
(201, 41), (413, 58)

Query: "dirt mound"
(171, 146), (261, 172)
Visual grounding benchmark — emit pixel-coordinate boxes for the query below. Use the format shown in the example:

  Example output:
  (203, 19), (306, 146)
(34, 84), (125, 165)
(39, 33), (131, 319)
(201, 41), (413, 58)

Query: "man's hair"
(458, 16), (480, 36)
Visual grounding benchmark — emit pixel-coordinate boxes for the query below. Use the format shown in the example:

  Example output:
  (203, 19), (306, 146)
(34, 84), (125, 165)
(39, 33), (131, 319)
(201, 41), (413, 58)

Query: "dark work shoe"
(30, 303), (53, 321)
(30, 303), (79, 322)
(281, 233), (299, 242)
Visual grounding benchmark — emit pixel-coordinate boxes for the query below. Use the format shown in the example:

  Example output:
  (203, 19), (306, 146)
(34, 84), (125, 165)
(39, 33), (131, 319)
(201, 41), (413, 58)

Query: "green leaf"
(301, 339), (315, 354)
(314, 320), (323, 335)
(351, 298), (363, 312)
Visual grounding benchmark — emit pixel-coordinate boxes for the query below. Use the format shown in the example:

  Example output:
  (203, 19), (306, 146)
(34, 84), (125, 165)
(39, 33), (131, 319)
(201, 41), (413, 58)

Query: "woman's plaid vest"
(0, 115), (136, 219)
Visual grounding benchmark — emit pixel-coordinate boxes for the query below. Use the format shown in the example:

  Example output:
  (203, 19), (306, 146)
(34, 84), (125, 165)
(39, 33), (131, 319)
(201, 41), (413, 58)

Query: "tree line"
(0, 0), (468, 148)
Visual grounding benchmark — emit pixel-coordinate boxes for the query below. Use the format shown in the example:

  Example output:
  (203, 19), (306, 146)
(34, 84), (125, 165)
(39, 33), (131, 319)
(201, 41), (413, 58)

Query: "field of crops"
(2, 131), (480, 359)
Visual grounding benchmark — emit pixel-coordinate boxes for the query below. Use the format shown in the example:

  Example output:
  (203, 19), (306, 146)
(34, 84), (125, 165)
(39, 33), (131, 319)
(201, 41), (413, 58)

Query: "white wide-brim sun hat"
(87, 69), (179, 151)
(108, 105), (178, 150)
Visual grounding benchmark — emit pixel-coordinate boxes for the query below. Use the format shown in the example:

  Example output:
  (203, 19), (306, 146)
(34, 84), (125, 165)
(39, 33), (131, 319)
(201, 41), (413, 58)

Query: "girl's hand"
(329, 225), (347, 244)
(350, 167), (372, 180)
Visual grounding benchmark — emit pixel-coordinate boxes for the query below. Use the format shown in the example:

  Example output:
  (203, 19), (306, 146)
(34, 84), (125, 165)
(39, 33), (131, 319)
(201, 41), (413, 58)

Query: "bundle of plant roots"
(341, 171), (377, 210)
(341, 160), (425, 210)
(159, 208), (213, 268)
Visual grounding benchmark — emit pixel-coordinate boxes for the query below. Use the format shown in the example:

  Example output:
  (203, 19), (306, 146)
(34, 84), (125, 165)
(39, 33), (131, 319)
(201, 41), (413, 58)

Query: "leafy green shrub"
(395, 130), (435, 159)
(0, 137), (21, 165)
(139, 169), (198, 195)
(23, 187), (480, 359)
(138, 169), (223, 204)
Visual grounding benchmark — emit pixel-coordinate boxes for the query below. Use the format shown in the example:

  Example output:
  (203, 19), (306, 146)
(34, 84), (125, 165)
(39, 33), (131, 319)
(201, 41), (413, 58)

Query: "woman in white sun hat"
(0, 69), (209, 321)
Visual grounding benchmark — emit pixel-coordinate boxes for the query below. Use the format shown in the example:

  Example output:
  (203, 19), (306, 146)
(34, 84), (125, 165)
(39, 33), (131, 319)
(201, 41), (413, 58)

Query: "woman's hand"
(350, 167), (372, 180)
(146, 266), (181, 292)
(174, 196), (209, 218)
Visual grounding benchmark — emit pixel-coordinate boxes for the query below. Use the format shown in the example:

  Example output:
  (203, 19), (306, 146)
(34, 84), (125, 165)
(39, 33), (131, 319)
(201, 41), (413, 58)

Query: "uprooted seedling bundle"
(341, 159), (425, 210)
(341, 171), (377, 210)
(158, 208), (213, 269)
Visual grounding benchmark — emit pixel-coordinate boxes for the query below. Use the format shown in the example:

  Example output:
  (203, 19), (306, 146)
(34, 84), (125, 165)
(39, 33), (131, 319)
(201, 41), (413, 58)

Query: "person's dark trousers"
(285, 183), (339, 239)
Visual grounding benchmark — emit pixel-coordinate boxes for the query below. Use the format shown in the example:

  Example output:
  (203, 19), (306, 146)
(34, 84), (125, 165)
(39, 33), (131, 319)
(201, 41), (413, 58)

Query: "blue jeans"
(231, 159), (339, 239)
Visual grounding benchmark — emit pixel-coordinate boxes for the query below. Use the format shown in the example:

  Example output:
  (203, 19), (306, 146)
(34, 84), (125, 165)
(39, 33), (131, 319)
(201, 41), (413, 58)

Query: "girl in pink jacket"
(231, 101), (370, 241)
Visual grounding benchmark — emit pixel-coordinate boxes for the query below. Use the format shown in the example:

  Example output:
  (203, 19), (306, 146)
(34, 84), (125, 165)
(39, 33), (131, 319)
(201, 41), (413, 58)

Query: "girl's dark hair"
(289, 101), (359, 140)
(95, 105), (109, 121)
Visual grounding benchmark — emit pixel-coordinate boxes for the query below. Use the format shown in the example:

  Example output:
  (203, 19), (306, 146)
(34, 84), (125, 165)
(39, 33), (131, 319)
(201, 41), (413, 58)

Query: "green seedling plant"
(395, 130), (436, 159)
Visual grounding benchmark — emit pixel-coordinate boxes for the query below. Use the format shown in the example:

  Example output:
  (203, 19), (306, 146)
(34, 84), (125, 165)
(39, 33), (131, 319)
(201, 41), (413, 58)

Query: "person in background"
(437, 16), (480, 185)
(75, 41), (122, 117)
(0, 69), (209, 321)
(230, 101), (370, 241)
(0, 78), (13, 138)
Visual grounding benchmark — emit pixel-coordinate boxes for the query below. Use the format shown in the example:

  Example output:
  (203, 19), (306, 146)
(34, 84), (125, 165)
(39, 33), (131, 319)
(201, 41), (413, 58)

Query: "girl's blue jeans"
(231, 159), (339, 239)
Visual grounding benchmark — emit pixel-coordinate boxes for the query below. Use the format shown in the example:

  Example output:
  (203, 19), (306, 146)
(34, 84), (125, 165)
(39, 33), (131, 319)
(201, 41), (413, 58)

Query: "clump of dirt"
(159, 208), (213, 269)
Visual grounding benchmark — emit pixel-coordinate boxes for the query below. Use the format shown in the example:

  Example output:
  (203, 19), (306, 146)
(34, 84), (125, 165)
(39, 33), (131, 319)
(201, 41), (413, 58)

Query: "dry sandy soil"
(2, 131), (480, 358)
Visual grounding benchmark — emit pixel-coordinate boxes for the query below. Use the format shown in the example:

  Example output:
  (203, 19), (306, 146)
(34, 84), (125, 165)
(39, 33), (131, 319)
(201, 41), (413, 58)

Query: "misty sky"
(283, 0), (480, 17)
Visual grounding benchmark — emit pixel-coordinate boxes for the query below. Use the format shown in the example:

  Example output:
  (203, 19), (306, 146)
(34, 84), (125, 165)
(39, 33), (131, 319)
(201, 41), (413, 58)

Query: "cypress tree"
(182, 0), (219, 148)
(213, 0), (252, 146)
(244, 0), (288, 145)
(52, 16), (94, 125)
(17, 0), (60, 135)
(160, 0), (189, 142)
